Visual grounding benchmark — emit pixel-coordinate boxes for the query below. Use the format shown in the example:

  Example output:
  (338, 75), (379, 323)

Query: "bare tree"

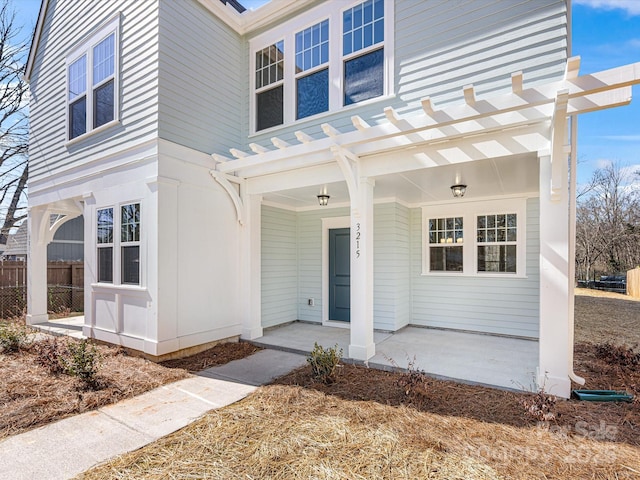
(0, 0), (29, 245)
(575, 162), (640, 280)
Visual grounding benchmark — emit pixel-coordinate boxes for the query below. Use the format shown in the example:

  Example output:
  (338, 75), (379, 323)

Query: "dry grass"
(575, 288), (640, 345)
(78, 382), (640, 480)
(77, 292), (640, 480)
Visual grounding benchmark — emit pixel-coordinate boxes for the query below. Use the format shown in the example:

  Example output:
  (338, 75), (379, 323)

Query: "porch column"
(241, 193), (263, 340)
(349, 177), (375, 360)
(538, 152), (571, 398)
(26, 207), (49, 325)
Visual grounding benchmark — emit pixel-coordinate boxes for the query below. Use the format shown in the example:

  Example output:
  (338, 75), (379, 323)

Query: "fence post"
(628, 267), (640, 299)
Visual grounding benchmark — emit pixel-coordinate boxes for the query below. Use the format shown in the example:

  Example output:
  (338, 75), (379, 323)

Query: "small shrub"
(61, 339), (101, 388)
(0, 322), (30, 353)
(307, 343), (343, 384)
(521, 382), (557, 422)
(32, 337), (69, 374)
(595, 342), (640, 367)
(396, 356), (430, 398)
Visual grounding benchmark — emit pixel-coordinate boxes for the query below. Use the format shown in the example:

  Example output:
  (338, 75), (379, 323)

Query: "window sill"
(91, 283), (147, 293)
(420, 272), (528, 279)
(65, 119), (121, 148)
(249, 93), (397, 138)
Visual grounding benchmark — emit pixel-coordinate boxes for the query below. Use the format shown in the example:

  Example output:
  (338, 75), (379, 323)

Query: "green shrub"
(61, 339), (101, 388)
(0, 322), (30, 353)
(307, 342), (343, 384)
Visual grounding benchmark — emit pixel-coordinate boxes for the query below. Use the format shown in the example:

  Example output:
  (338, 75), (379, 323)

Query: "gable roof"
(2, 222), (27, 257)
(25, 0), (313, 81)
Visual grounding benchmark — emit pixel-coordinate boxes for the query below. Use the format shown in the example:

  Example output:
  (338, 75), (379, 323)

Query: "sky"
(13, 0), (640, 187)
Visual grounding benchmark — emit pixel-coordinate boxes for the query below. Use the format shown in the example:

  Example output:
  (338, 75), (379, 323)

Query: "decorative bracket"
(330, 145), (360, 204)
(209, 170), (245, 225)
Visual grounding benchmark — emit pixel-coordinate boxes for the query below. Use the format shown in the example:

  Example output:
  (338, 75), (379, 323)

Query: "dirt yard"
(75, 290), (640, 480)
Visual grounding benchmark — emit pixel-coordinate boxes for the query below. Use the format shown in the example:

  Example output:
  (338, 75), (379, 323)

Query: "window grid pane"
(256, 41), (284, 89)
(428, 217), (463, 272)
(343, 0), (384, 56)
(68, 56), (87, 101)
(295, 20), (329, 73)
(477, 213), (517, 273)
(93, 33), (115, 86)
(97, 208), (113, 244)
(121, 203), (141, 243)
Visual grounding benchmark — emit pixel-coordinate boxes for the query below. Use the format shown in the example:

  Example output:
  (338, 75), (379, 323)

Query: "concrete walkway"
(0, 349), (307, 480)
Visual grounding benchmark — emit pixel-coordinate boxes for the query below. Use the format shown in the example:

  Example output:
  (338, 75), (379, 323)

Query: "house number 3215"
(355, 223), (361, 258)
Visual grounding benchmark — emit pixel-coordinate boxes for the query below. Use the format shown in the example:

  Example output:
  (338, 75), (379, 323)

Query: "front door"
(329, 228), (350, 322)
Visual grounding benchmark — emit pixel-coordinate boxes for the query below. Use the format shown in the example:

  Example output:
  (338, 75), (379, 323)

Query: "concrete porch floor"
(252, 322), (539, 392)
(30, 315), (85, 340)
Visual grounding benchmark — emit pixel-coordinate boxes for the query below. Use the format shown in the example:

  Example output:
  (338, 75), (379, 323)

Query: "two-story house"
(25, 0), (639, 398)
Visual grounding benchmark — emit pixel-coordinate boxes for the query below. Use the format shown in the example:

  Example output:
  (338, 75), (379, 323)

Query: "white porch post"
(26, 207), (49, 325)
(349, 177), (375, 361)
(241, 193), (263, 340)
(538, 151), (571, 398)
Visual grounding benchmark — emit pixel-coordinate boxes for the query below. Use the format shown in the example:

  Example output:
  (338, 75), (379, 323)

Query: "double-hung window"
(67, 16), (119, 141)
(250, 0), (392, 133)
(96, 202), (141, 285)
(342, 0), (385, 105)
(422, 199), (526, 277)
(295, 20), (329, 119)
(477, 213), (517, 273)
(255, 41), (285, 131)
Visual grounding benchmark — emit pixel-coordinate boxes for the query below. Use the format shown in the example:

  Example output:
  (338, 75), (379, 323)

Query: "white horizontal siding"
(28, 0), (160, 189)
(410, 198), (540, 338)
(261, 205), (298, 328)
(158, 0), (245, 154)
(374, 203), (411, 331)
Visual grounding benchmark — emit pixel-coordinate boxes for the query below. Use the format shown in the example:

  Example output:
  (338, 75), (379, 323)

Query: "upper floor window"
(343, 0), (384, 105)
(255, 41), (284, 131)
(67, 16), (119, 142)
(250, 0), (393, 133)
(295, 20), (329, 119)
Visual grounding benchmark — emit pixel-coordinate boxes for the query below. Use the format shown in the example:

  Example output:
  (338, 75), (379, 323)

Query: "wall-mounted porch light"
(450, 184), (467, 198)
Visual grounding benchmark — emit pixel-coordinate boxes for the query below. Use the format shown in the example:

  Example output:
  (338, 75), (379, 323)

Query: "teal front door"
(329, 228), (350, 322)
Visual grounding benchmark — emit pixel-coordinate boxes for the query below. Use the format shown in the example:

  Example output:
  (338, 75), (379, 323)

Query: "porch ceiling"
(262, 153), (538, 209)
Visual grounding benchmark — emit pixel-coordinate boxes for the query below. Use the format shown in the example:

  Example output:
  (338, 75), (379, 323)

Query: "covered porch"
(253, 322), (538, 392)
(210, 58), (639, 398)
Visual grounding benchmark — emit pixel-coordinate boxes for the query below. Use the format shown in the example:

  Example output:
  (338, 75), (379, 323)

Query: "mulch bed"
(160, 341), (261, 372)
(275, 343), (640, 447)
(0, 337), (260, 440)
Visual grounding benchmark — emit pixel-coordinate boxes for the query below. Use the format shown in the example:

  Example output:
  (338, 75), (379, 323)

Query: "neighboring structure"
(25, 0), (640, 397)
(1, 217), (84, 262)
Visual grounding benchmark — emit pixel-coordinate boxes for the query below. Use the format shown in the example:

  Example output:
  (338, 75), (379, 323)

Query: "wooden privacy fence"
(628, 267), (640, 299)
(0, 261), (84, 318)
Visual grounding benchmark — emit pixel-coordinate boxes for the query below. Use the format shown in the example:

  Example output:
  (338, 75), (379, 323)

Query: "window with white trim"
(96, 202), (141, 285)
(422, 199), (526, 276)
(342, 0), (384, 105)
(120, 203), (141, 285)
(250, 0), (393, 133)
(295, 20), (329, 119)
(477, 213), (517, 273)
(67, 16), (119, 141)
(255, 41), (284, 131)
(97, 208), (114, 283)
(428, 217), (463, 272)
